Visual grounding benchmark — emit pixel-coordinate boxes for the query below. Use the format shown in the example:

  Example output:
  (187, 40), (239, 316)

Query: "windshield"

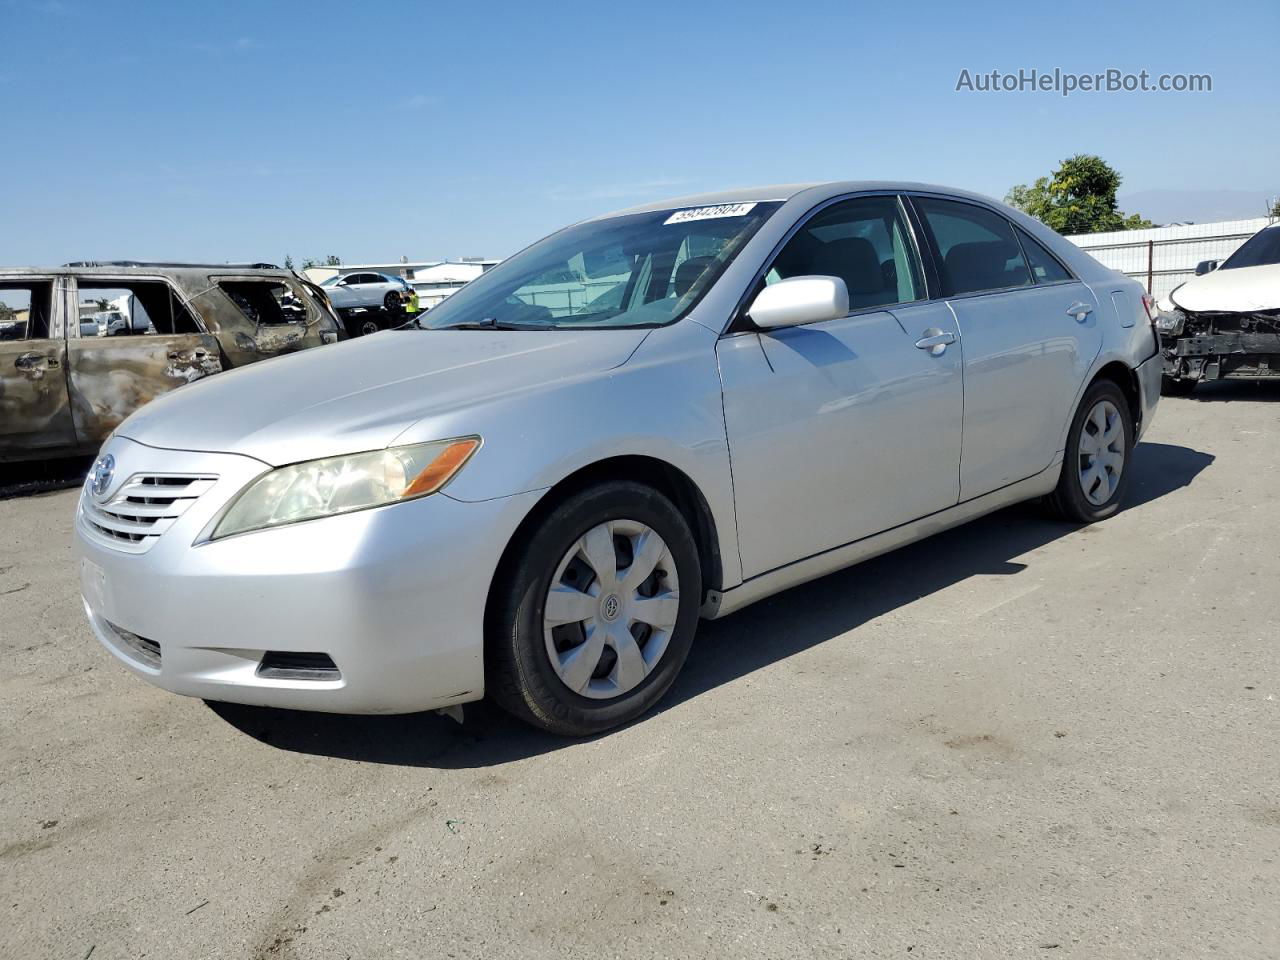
(1221, 227), (1280, 270)
(415, 201), (782, 330)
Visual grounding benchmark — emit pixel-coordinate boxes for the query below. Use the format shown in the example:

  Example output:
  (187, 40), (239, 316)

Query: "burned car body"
(1157, 223), (1280, 393)
(0, 262), (343, 461)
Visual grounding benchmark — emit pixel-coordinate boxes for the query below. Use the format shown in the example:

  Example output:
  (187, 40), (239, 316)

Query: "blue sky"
(2, 0), (1276, 265)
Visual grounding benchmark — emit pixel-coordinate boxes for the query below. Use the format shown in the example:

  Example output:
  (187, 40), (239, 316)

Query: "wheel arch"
(1090, 360), (1142, 433)
(485, 454), (725, 621)
(1057, 354), (1144, 455)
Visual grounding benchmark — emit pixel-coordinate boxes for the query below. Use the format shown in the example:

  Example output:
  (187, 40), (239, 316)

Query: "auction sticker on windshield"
(664, 202), (757, 225)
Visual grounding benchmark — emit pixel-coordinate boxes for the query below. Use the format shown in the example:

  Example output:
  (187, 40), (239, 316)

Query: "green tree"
(284, 254), (295, 270)
(1006, 155), (1153, 234)
(1269, 197), (1280, 219)
(94, 297), (111, 311)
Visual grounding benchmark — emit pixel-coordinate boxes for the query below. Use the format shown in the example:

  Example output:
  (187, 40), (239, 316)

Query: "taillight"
(1141, 293), (1159, 325)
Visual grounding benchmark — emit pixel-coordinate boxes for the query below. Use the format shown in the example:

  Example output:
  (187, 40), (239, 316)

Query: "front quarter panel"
(397, 321), (744, 590)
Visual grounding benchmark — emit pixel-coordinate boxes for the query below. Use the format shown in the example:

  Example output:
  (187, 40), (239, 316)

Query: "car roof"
(0, 263), (296, 279)
(593, 180), (1005, 220)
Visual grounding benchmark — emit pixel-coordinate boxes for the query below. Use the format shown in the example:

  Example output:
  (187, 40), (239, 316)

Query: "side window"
(1016, 226), (1072, 283)
(915, 197), (1032, 296)
(77, 281), (201, 337)
(0, 281), (53, 340)
(764, 196), (923, 311)
(218, 280), (308, 325)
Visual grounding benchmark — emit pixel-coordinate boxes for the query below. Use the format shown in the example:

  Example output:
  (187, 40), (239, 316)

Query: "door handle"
(15, 352), (47, 370)
(1067, 301), (1093, 322)
(914, 329), (956, 356)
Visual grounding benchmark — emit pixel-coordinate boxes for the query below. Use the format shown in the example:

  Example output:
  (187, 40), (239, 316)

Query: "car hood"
(117, 328), (649, 465)
(1169, 263), (1280, 313)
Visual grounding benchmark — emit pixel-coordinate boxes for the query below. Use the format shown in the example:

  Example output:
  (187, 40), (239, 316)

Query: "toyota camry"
(74, 182), (1163, 735)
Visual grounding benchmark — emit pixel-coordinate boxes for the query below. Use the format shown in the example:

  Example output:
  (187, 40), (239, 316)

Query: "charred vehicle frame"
(0, 262), (344, 461)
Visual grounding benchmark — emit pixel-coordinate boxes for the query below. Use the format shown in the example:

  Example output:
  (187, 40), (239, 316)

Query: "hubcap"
(543, 519), (680, 700)
(1077, 399), (1125, 506)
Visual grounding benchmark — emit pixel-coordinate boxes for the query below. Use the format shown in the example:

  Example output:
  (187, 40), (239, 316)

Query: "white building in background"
(303, 258), (501, 309)
(1067, 218), (1273, 299)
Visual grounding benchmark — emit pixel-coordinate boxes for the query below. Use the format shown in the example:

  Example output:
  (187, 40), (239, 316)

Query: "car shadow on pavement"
(1188, 380), (1280, 402)
(209, 440), (1214, 769)
(0, 456), (91, 500)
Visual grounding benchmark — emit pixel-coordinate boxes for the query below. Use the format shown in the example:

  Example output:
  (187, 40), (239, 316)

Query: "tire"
(487, 481), (702, 736)
(1161, 375), (1197, 397)
(1044, 379), (1134, 524)
(357, 317), (381, 337)
(383, 291), (402, 311)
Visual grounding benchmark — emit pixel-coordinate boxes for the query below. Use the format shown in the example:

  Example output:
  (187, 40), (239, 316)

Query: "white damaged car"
(1156, 222), (1280, 394)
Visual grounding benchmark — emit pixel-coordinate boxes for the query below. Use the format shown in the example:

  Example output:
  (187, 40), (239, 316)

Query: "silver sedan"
(74, 182), (1163, 735)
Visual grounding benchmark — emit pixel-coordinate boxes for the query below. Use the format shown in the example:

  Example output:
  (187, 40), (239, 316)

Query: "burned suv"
(1157, 223), (1280, 394)
(0, 262), (343, 461)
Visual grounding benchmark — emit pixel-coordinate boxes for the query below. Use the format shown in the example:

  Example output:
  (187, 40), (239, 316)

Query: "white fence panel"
(1066, 218), (1272, 299)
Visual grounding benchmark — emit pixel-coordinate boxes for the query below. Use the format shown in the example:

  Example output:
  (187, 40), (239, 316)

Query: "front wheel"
(487, 481), (701, 736)
(383, 291), (402, 312)
(1044, 379), (1134, 524)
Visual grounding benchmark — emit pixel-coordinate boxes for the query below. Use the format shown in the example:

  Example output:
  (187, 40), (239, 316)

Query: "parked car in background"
(74, 182), (1162, 736)
(0, 261), (343, 461)
(320, 271), (411, 336)
(1156, 222), (1280, 394)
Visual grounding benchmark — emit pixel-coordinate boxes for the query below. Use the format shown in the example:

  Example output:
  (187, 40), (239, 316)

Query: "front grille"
(257, 651), (341, 681)
(104, 620), (161, 668)
(81, 474), (217, 554)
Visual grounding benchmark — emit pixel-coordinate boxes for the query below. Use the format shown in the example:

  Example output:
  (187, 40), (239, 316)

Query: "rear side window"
(915, 197), (1032, 296)
(218, 280), (309, 325)
(0, 281), (53, 340)
(76, 280), (201, 337)
(1016, 226), (1072, 283)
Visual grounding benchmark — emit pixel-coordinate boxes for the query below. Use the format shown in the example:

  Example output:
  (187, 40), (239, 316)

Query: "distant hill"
(1119, 189), (1276, 225)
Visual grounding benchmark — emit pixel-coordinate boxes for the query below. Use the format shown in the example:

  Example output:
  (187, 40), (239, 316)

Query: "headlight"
(212, 437), (480, 540)
(1155, 310), (1186, 336)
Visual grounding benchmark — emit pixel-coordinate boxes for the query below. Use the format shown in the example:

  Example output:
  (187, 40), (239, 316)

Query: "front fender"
(397, 321), (744, 589)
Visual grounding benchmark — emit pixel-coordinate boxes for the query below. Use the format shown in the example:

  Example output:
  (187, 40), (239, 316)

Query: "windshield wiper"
(436, 317), (551, 331)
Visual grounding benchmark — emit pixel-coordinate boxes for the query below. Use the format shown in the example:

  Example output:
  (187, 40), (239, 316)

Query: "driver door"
(717, 195), (964, 578)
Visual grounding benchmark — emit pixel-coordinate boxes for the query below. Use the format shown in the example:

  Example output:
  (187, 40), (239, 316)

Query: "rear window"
(218, 280), (310, 325)
(1016, 227), (1073, 283)
(76, 280), (201, 336)
(915, 197), (1033, 296)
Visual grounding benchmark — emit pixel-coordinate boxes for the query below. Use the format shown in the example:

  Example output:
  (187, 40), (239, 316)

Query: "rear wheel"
(1045, 379), (1134, 524)
(487, 481), (701, 736)
(357, 317), (381, 337)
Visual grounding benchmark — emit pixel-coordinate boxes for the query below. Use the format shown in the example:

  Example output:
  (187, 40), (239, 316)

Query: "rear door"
(211, 276), (324, 359)
(910, 196), (1103, 499)
(0, 276), (76, 457)
(67, 276), (222, 447)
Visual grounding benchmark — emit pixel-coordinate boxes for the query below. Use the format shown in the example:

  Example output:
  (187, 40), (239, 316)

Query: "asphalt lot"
(2, 383), (1278, 960)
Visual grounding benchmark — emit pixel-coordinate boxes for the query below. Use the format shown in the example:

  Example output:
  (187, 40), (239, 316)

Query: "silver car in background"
(74, 182), (1163, 735)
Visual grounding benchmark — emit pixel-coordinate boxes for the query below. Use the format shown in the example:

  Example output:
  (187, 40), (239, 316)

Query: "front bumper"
(74, 435), (542, 714)
(1162, 331), (1280, 381)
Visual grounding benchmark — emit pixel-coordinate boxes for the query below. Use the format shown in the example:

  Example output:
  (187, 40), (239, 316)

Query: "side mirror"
(1194, 259), (1219, 276)
(747, 275), (849, 330)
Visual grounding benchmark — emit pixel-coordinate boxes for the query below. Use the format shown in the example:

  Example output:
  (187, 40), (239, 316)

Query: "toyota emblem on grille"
(90, 454), (115, 498)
